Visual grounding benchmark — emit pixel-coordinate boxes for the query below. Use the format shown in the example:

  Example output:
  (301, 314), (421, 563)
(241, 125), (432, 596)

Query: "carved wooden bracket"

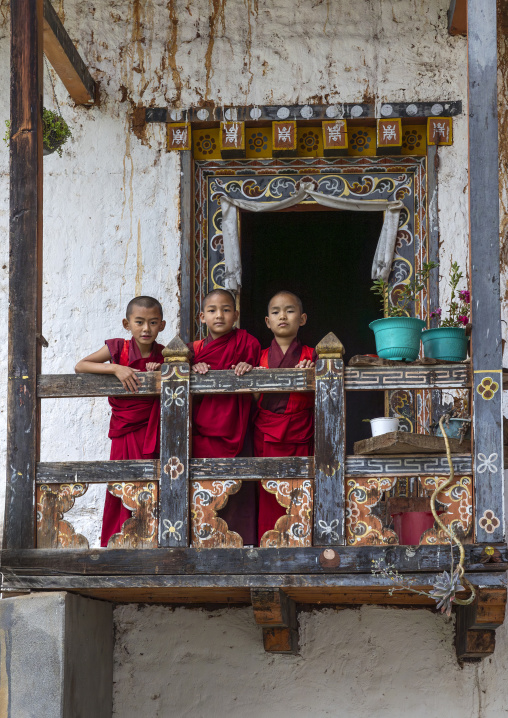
(456, 586), (507, 661)
(346, 477), (398, 545)
(251, 588), (298, 655)
(191, 480), (243, 547)
(36, 483), (89, 549)
(107, 481), (158, 549)
(259, 479), (313, 547)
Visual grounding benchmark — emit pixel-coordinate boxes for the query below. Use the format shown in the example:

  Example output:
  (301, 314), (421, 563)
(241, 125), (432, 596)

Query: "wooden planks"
(42, 0), (96, 104)
(354, 432), (470, 456)
(468, 0), (505, 543)
(37, 364), (471, 398)
(179, 151), (193, 343)
(35, 454), (472, 484)
(2, 545), (506, 577)
(159, 347), (191, 547)
(313, 350), (345, 546)
(4, 0), (44, 550)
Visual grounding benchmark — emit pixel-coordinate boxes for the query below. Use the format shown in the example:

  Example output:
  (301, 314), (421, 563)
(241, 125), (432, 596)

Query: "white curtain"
(220, 181), (403, 292)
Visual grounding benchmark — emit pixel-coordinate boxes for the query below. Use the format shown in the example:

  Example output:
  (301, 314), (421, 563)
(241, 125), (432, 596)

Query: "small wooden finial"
(316, 332), (345, 359)
(162, 335), (191, 363)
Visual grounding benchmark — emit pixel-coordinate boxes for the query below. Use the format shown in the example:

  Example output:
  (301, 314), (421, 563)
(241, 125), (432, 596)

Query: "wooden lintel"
(251, 589), (298, 654)
(456, 586), (507, 661)
(42, 0), (96, 105)
(448, 0), (467, 36)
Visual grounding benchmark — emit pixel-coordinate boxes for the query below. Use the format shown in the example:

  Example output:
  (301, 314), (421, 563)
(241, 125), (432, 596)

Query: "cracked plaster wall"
(0, 1), (506, 715)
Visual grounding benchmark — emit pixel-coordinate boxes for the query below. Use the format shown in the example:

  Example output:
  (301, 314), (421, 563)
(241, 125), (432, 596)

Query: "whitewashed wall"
(0, 1), (506, 715)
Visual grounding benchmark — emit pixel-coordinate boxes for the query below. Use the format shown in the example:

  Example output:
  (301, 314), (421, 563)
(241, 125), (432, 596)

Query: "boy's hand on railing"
(295, 359), (315, 368)
(113, 365), (141, 393)
(231, 362), (253, 376)
(192, 362), (211, 374)
(146, 362), (161, 371)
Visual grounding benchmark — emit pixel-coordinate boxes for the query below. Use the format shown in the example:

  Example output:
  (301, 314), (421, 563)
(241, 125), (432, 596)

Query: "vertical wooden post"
(159, 336), (191, 547)
(313, 332), (345, 546)
(179, 151), (193, 343)
(468, 0), (504, 542)
(4, 0), (44, 549)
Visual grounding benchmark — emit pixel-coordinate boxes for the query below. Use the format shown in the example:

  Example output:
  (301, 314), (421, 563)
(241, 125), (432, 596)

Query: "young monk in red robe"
(254, 291), (315, 540)
(189, 289), (261, 543)
(75, 296), (166, 546)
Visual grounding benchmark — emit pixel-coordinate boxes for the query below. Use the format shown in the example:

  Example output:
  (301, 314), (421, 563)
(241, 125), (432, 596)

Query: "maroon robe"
(254, 339), (315, 540)
(189, 329), (261, 544)
(100, 338), (164, 547)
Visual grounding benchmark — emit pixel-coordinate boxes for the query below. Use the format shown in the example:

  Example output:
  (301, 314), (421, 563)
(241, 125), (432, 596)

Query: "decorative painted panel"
(245, 127), (272, 158)
(297, 127), (323, 157)
(107, 481), (158, 548)
(419, 475), (473, 544)
(191, 479), (243, 548)
(167, 122), (191, 151)
(193, 127), (221, 160)
(345, 477), (398, 545)
(427, 117), (453, 146)
(259, 479), (313, 547)
(401, 125), (426, 156)
(37, 483), (89, 549)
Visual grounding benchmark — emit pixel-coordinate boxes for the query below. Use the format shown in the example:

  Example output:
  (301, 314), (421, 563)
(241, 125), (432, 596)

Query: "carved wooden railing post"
(159, 336), (191, 547)
(313, 332), (345, 546)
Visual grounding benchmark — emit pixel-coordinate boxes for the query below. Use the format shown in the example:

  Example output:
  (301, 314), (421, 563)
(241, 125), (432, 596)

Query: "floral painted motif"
(164, 384), (186, 408)
(107, 481), (158, 548)
(419, 476), (472, 545)
(196, 133), (217, 155)
(299, 130), (320, 153)
(248, 131), (268, 153)
(191, 480), (243, 548)
(402, 129), (423, 150)
(161, 519), (184, 542)
(350, 130), (371, 152)
(260, 479), (313, 547)
(476, 376), (499, 400)
(164, 456), (185, 480)
(477, 453), (498, 474)
(346, 477), (398, 545)
(37, 483), (89, 549)
(479, 510), (501, 534)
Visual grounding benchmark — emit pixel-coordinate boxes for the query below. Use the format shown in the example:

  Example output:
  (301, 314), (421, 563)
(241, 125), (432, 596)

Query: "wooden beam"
(468, 0), (505, 543)
(179, 152), (193, 343)
(42, 0), (96, 105)
(4, 0), (44, 549)
(251, 589), (298, 654)
(449, 0), (467, 36)
(37, 364), (471, 398)
(456, 587), (506, 660)
(3, 545), (505, 577)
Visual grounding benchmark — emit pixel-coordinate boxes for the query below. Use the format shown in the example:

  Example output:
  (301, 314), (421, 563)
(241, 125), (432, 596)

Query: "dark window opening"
(240, 207), (385, 452)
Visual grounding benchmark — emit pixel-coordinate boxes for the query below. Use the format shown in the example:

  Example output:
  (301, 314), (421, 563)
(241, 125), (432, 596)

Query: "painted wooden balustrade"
(33, 332), (482, 551)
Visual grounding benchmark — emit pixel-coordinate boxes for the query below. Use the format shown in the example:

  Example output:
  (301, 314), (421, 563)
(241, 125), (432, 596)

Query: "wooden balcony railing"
(33, 332), (475, 552)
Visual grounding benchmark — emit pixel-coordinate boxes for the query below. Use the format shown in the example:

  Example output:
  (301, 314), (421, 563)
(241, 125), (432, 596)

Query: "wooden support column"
(468, 0), (505, 543)
(42, 0), (96, 105)
(313, 333), (345, 546)
(179, 151), (193, 343)
(159, 336), (191, 547)
(4, 0), (44, 549)
(251, 588), (298, 655)
(456, 586), (506, 661)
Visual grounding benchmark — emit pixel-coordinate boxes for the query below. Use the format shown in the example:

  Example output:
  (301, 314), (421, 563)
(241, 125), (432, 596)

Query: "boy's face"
(123, 305), (166, 349)
(200, 294), (238, 339)
(265, 293), (307, 340)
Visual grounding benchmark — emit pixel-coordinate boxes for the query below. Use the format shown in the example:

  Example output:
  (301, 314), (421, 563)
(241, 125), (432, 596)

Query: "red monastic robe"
(189, 329), (261, 544)
(254, 338), (315, 539)
(100, 338), (165, 547)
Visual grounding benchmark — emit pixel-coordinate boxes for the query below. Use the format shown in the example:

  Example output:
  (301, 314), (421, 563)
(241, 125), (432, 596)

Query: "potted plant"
(431, 396), (471, 442)
(422, 262), (469, 361)
(4, 108), (72, 157)
(369, 261), (438, 361)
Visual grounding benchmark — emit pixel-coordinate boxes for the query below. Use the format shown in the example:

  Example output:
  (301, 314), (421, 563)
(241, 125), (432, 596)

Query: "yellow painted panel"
(401, 124), (427, 155)
(245, 127), (272, 158)
(297, 127), (323, 157)
(193, 127), (221, 160)
(348, 127), (376, 156)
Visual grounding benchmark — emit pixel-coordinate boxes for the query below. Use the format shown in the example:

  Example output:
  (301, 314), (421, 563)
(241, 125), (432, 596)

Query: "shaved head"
(267, 291), (303, 313)
(126, 296), (163, 319)
(202, 288), (236, 309)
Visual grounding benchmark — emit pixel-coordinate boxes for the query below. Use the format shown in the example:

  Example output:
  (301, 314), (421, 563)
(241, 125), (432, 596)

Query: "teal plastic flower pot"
(433, 417), (471, 440)
(369, 317), (426, 361)
(421, 326), (467, 362)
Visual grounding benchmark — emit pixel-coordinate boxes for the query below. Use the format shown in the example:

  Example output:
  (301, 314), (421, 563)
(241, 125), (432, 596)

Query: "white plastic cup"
(370, 417), (399, 437)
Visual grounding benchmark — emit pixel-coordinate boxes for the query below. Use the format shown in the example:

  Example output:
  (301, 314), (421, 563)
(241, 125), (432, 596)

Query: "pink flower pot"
(391, 511), (440, 545)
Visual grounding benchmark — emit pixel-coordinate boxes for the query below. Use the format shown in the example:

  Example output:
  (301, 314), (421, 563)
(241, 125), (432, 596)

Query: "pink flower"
(459, 290), (470, 303)
(458, 315), (468, 325)
(430, 308), (442, 318)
